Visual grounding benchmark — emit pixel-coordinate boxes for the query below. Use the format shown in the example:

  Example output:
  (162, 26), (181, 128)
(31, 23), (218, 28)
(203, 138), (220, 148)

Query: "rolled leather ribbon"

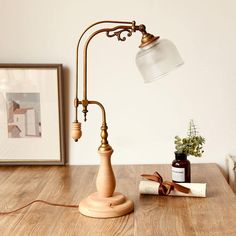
(140, 171), (207, 197)
(141, 171), (190, 195)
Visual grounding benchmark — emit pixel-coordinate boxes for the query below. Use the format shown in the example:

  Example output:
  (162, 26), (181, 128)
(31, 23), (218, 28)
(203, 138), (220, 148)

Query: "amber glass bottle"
(172, 152), (191, 183)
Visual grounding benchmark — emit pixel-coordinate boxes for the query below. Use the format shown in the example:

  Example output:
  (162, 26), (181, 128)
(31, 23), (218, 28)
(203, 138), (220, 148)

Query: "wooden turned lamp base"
(79, 149), (134, 218)
(79, 192), (134, 218)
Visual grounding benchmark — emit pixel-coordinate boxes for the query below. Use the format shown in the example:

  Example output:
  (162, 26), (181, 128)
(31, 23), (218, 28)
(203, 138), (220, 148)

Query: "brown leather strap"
(141, 171), (190, 195)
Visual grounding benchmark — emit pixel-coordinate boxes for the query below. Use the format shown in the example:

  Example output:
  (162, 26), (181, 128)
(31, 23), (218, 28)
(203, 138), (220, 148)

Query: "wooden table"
(0, 163), (236, 236)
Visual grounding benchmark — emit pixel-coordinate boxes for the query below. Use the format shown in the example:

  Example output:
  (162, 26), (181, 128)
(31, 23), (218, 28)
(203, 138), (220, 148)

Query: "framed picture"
(0, 64), (65, 165)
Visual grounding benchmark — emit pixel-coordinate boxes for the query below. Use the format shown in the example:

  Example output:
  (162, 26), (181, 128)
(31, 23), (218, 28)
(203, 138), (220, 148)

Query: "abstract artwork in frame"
(0, 64), (65, 165)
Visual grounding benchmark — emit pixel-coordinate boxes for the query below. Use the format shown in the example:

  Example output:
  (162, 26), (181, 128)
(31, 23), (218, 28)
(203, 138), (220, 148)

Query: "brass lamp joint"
(81, 99), (89, 107)
(81, 99), (89, 122)
(74, 98), (79, 108)
(131, 21), (136, 32)
(133, 23), (160, 48)
(137, 24), (147, 34)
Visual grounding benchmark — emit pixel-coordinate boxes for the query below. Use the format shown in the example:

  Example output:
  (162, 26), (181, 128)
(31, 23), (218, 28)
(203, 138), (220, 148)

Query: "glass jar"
(172, 152), (191, 183)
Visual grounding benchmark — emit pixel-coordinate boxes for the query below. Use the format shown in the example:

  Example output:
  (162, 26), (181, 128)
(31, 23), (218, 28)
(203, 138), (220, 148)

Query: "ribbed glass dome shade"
(136, 39), (184, 83)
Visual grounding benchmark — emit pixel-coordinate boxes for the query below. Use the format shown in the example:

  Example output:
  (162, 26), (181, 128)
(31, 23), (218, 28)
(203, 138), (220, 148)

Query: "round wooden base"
(79, 192), (134, 218)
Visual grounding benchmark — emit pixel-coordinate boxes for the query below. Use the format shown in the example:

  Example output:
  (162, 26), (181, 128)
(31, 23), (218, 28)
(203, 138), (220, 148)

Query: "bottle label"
(172, 167), (185, 182)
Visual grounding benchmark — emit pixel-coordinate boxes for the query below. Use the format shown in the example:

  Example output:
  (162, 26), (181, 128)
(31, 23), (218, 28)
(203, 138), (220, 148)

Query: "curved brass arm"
(74, 20), (133, 121)
(83, 24), (136, 102)
(74, 20), (150, 122)
(88, 100), (111, 151)
(79, 22), (149, 122)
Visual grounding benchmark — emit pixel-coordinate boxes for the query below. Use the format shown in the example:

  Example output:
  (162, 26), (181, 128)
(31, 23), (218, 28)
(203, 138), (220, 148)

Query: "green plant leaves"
(175, 120), (205, 157)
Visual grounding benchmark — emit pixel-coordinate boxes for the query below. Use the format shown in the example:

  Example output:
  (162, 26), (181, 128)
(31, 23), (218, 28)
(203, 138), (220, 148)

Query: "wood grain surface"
(0, 164), (236, 236)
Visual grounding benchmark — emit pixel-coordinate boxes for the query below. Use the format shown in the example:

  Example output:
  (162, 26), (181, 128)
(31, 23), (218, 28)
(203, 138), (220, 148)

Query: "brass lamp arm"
(82, 24), (136, 101)
(75, 100), (106, 122)
(74, 20), (149, 121)
(74, 20), (133, 121)
(80, 22), (149, 122)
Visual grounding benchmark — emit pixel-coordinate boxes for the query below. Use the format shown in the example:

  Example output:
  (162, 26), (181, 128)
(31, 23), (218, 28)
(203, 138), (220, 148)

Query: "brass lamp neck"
(135, 24), (160, 48)
(139, 34), (159, 48)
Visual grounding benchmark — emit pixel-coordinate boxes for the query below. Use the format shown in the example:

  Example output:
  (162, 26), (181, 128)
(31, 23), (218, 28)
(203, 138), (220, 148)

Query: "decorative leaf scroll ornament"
(106, 29), (133, 41)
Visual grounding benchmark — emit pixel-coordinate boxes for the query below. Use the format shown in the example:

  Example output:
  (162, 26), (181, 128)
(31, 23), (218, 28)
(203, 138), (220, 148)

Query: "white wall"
(1, 0), (236, 173)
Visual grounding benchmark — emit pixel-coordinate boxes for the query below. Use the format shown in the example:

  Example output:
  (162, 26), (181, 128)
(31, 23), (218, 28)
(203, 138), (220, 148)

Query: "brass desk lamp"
(72, 20), (183, 218)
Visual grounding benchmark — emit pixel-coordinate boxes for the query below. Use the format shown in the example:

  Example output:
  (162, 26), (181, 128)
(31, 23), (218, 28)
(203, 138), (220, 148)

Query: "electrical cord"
(0, 200), (79, 215)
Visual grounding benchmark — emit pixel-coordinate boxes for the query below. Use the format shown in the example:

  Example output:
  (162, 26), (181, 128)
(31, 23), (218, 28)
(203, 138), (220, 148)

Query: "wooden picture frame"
(0, 64), (65, 165)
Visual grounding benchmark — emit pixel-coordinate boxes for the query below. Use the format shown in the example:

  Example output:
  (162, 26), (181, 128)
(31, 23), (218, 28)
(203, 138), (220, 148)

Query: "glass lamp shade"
(136, 39), (184, 83)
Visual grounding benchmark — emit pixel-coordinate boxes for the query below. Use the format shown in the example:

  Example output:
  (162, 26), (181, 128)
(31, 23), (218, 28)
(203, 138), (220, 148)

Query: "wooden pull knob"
(72, 122), (82, 142)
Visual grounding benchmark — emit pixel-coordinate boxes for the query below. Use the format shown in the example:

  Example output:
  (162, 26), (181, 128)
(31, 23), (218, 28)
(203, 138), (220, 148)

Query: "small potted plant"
(172, 120), (205, 183)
